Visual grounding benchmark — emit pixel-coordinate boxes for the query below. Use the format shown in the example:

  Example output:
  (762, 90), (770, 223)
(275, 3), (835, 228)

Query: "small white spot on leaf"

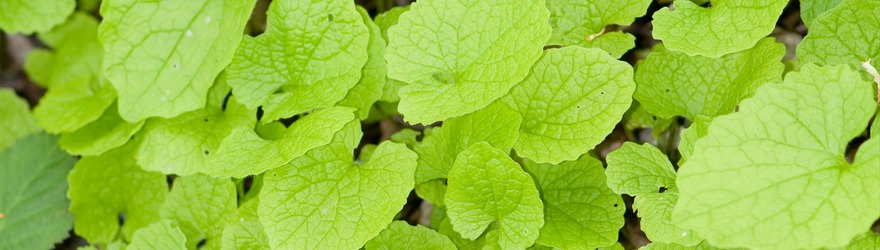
(205, 16), (212, 24)
(186, 30), (193, 37)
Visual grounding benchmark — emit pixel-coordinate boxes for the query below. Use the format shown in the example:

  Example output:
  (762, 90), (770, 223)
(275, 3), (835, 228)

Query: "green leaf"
(389, 128), (421, 149)
(503, 47), (635, 163)
(258, 123), (417, 249)
(437, 216), (487, 250)
(374, 6), (410, 103)
(634, 192), (701, 246)
(797, 0), (880, 79)
(846, 232), (880, 250)
(336, 6), (387, 120)
(207, 107), (355, 178)
(674, 64), (880, 249)
(222, 198), (269, 250)
(385, 0), (551, 124)
(0, 89), (40, 152)
(634, 38), (785, 120)
(800, 0), (842, 27)
(365, 221), (457, 250)
(127, 220), (187, 250)
(414, 179), (447, 207)
(640, 241), (729, 250)
(0, 0), (74, 34)
(58, 104), (146, 156)
(374, 6), (409, 42)
(445, 142), (544, 249)
(652, 0), (788, 57)
(545, 0), (649, 55)
(871, 115), (880, 137)
(161, 174), (237, 249)
(29, 13), (115, 133)
(138, 81), (255, 176)
(99, 0), (255, 121)
(606, 142), (677, 195)
(227, 0), (368, 122)
(606, 142), (700, 245)
(678, 116), (713, 165)
(0, 133), (75, 250)
(600, 242), (626, 250)
(623, 102), (675, 140)
(524, 155), (625, 249)
(68, 142), (167, 244)
(578, 31), (638, 58)
(413, 102), (522, 183)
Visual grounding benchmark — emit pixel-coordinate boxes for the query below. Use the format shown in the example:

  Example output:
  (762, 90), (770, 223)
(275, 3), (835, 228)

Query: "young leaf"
(385, 0), (551, 124)
(0, 133), (75, 250)
(227, 0), (368, 122)
(674, 64), (880, 249)
(633, 192), (702, 246)
(524, 155), (625, 249)
(0, 0), (74, 34)
(374, 6), (410, 102)
(27, 13), (115, 133)
(336, 6), (387, 120)
(258, 123), (417, 249)
(0, 89), (39, 151)
(437, 217), (487, 249)
(58, 104), (145, 156)
(68, 142), (167, 244)
(799, 0), (842, 27)
(678, 116), (713, 165)
(138, 80), (255, 176)
(503, 47), (635, 164)
(99, 0), (255, 121)
(634, 38), (785, 120)
(127, 220), (187, 250)
(606, 142), (676, 195)
(871, 115), (879, 137)
(640, 241), (725, 250)
(414, 179), (447, 207)
(161, 174), (237, 249)
(577, 31), (638, 58)
(798, 0), (880, 78)
(606, 142), (700, 245)
(652, 0), (787, 57)
(222, 198), (269, 250)
(364, 221), (457, 250)
(207, 107), (356, 178)
(846, 232), (880, 250)
(413, 102), (522, 183)
(445, 142), (544, 249)
(545, 0), (650, 55)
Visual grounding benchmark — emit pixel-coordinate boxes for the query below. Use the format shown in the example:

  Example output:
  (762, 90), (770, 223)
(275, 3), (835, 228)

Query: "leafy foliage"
(525, 155), (624, 249)
(3, 0), (879, 249)
(0, 89), (40, 151)
(445, 142), (544, 249)
(504, 47), (634, 163)
(259, 123), (417, 249)
(385, 0), (551, 124)
(675, 64), (879, 249)
(634, 38), (785, 120)
(652, 0), (788, 57)
(0, 0), (74, 34)
(0, 133), (75, 249)
(226, 0), (368, 122)
(99, 0), (255, 121)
